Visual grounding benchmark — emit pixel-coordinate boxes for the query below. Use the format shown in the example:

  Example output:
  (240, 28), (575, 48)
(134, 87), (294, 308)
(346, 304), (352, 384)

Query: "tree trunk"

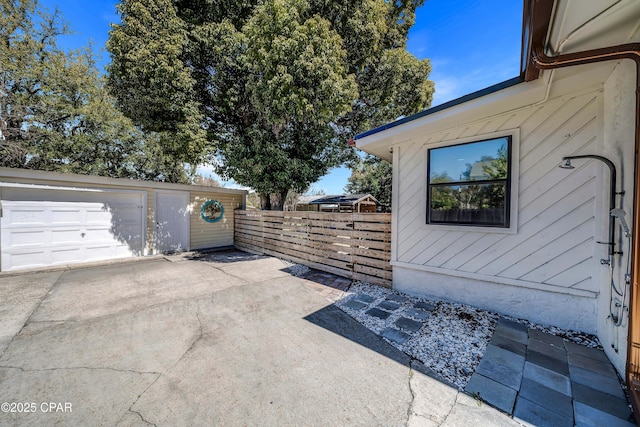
(271, 189), (288, 211)
(259, 193), (271, 210)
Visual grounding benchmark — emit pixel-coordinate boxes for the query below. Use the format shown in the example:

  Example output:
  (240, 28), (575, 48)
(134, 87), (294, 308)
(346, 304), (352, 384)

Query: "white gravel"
(335, 281), (601, 390)
(280, 260), (310, 277)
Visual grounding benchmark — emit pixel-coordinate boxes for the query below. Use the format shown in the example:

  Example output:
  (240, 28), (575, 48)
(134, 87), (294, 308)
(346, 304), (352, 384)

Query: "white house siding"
(598, 60), (636, 375)
(392, 86), (614, 337)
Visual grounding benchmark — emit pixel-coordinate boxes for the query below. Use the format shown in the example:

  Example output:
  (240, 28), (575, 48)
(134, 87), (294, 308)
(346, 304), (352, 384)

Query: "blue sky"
(39, 0), (523, 193)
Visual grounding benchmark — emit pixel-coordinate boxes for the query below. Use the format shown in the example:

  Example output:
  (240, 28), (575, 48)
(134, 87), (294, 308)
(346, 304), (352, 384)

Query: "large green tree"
(0, 0), (188, 181)
(345, 155), (392, 208)
(108, 0), (434, 209)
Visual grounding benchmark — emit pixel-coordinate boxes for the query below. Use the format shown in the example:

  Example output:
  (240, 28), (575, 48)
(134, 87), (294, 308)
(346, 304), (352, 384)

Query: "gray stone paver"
(514, 396), (574, 427)
(395, 317), (423, 333)
(465, 373), (517, 414)
(526, 349), (570, 376)
(529, 328), (565, 348)
(414, 301), (435, 311)
(523, 361), (571, 396)
(385, 294), (409, 303)
(343, 299), (368, 310)
(573, 402), (636, 427)
(518, 377), (573, 419)
(377, 300), (401, 311)
(528, 338), (568, 361)
(490, 333), (527, 357)
(497, 317), (528, 332)
(475, 345), (525, 390)
(569, 365), (626, 399)
(366, 307), (391, 320)
(493, 323), (528, 345)
(468, 318), (634, 427)
(381, 327), (411, 344)
(354, 293), (375, 304)
(564, 340), (611, 364)
(568, 352), (617, 377)
(572, 382), (632, 420)
(404, 308), (430, 321)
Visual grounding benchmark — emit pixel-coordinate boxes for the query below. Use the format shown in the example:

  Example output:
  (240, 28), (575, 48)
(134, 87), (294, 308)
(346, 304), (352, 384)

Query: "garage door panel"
(50, 247), (84, 264)
(5, 251), (48, 269)
(85, 227), (119, 242)
(4, 229), (46, 246)
(5, 207), (48, 225)
(85, 244), (113, 259)
(1, 190), (145, 272)
(51, 228), (84, 244)
(51, 208), (84, 224)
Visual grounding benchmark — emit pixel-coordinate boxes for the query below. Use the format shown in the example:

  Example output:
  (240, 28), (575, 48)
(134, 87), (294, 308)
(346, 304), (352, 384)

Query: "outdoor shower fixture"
(559, 154), (631, 331)
(559, 155), (621, 258)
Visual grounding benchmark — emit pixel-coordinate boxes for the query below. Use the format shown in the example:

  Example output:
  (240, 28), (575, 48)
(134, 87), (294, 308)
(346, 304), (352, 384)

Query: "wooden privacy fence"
(234, 210), (392, 287)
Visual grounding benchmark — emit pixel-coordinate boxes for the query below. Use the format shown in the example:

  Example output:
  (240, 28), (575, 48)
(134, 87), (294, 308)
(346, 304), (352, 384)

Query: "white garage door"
(1, 187), (145, 272)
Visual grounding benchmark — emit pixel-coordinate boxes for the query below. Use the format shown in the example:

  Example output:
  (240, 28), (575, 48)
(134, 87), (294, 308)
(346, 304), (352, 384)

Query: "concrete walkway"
(0, 250), (518, 426)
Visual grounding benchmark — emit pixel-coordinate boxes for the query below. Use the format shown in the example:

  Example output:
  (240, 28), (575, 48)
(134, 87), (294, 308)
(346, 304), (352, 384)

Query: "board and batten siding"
(393, 87), (606, 332)
(189, 191), (243, 249)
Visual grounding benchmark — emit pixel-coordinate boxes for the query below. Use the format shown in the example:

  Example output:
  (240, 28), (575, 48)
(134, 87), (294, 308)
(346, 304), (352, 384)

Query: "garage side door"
(1, 189), (145, 272)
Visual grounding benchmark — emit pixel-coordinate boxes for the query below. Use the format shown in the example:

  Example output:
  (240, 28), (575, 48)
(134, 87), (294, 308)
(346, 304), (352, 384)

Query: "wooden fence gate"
(234, 210), (392, 287)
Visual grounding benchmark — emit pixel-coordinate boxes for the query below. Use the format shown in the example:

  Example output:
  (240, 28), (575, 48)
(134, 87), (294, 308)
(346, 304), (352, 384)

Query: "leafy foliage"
(0, 0), (188, 182)
(345, 155), (392, 208)
(108, 0), (434, 209)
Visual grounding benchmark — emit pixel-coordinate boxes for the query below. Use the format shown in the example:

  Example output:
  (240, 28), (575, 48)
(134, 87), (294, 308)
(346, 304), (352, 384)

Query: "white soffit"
(549, 0), (640, 54)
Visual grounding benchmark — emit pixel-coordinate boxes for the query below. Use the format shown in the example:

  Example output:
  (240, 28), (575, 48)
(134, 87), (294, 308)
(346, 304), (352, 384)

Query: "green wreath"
(201, 199), (224, 223)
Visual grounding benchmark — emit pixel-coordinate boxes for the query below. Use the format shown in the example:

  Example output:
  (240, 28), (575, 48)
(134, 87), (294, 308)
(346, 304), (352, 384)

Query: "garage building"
(0, 167), (246, 272)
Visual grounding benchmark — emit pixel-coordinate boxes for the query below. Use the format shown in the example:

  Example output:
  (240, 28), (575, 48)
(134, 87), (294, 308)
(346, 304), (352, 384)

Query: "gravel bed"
(335, 281), (601, 390)
(280, 260), (310, 277)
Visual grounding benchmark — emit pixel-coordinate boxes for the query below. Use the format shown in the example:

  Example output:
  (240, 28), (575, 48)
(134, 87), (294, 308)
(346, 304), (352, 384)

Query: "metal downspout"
(533, 43), (640, 411)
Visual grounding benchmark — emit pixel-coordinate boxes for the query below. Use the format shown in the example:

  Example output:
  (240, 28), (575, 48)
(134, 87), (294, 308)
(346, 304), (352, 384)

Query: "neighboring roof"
(299, 194), (379, 206)
(297, 194), (327, 204)
(0, 167), (247, 195)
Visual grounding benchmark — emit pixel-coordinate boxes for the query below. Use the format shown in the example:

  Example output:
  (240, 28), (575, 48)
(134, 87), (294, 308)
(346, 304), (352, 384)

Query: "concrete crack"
(0, 271), (66, 358)
(185, 309), (204, 357)
(166, 308), (204, 373)
(438, 391), (460, 426)
(128, 409), (158, 427)
(0, 364), (162, 376)
(120, 307), (204, 426)
(406, 361), (417, 426)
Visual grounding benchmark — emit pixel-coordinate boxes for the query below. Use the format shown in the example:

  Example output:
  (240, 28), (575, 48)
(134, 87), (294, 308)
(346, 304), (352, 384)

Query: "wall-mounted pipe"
(532, 41), (640, 402)
(560, 155), (618, 257)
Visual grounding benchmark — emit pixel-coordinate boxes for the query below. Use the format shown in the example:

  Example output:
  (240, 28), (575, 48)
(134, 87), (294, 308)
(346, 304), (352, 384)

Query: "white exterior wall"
(391, 64), (636, 376)
(599, 59), (636, 374)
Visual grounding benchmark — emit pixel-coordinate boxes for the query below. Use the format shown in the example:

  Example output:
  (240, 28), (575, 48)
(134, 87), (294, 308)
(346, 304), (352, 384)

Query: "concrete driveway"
(0, 251), (517, 426)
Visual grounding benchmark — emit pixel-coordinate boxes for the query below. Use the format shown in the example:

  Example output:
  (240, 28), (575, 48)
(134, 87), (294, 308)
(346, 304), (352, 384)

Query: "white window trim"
(422, 128), (520, 235)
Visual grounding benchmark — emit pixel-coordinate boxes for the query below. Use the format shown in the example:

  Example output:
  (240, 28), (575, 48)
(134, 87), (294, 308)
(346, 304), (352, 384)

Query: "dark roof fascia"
(355, 76), (524, 140)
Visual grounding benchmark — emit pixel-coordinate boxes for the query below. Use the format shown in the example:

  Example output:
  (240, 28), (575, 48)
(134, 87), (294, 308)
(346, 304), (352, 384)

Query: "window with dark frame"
(427, 136), (511, 227)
